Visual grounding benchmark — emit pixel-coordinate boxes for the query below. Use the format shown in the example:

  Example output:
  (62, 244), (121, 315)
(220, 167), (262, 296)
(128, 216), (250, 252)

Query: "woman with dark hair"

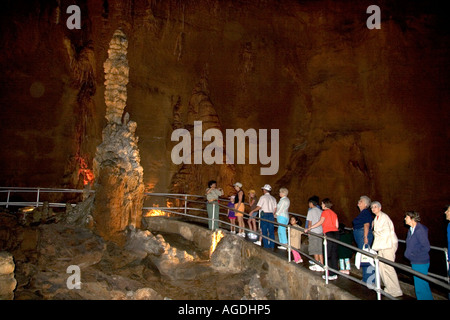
(206, 180), (223, 231)
(404, 211), (433, 300)
(306, 198), (340, 280)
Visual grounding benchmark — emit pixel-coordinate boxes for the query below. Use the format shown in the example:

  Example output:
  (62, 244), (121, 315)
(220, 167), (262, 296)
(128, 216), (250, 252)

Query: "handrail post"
(374, 256), (382, 300)
(36, 188), (40, 208)
(323, 235), (328, 284)
(184, 195), (188, 216)
(445, 248), (449, 285)
(288, 225), (291, 262)
(258, 210), (261, 231)
(6, 190), (10, 208)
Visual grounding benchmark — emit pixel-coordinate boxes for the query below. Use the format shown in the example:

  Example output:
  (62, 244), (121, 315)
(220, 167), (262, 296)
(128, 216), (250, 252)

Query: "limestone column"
(92, 29), (145, 245)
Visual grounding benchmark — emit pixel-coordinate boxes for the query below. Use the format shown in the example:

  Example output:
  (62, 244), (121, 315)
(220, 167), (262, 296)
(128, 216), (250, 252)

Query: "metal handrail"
(1, 187), (449, 300)
(148, 192), (450, 284)
(144, 192), (450, 300)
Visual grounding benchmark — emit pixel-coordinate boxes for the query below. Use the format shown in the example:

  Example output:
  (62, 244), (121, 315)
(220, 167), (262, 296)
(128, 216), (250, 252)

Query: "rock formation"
(0, 0), (449, 246)
(90, 29), (145, 244)
(0, 252), (17, 300)
(171, 66), (236, 196)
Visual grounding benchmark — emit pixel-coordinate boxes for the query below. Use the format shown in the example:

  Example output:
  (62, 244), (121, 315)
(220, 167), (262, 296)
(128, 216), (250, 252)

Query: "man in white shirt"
(249, 184), (277, 249)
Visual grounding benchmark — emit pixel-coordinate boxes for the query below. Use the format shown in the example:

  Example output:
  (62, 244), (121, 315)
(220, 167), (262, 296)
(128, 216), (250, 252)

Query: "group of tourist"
(205, 180), (450, 300)
(308, 195), (448, 300)
(352, 195), (446, 300)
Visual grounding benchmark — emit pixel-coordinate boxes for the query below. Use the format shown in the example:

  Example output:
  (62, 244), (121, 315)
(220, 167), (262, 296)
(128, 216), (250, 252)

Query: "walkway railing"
(1, 187), (449, 300)
(143, 192), (450, 300)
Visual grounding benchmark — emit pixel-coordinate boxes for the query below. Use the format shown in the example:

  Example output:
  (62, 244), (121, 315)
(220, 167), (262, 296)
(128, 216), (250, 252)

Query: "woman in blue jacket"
(404, 211), (433, 300)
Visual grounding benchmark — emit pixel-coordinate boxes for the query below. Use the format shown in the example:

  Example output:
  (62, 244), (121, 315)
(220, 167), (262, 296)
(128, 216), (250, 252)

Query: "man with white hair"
(352, 195), (375, 283)
(249, 184), (277, 249)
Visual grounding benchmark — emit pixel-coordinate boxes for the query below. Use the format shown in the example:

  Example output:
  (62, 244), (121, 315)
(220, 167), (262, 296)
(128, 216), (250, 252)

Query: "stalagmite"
(91, 29), (145, 244)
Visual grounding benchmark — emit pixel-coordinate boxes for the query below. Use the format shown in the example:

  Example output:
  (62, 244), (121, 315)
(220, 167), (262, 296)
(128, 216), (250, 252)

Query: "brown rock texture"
(0, 251), (17, 300)
(0, 0), (449, 246)
(91, 29), (145, 244)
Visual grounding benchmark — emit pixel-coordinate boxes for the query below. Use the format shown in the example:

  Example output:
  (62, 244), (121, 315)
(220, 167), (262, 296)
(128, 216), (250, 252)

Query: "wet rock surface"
(1, 210), (270, 300)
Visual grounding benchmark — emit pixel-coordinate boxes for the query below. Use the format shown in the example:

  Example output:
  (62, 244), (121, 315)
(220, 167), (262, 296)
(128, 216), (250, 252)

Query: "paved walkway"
(243, 235), (442, 300)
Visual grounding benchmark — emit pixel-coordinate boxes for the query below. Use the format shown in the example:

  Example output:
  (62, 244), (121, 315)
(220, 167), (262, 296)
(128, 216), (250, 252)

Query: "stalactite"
(63, 38), (96, 104)
(62, 36), (97, 188)
(102, 29), (128, 125)
(171, 65), (236, 196)
(173, 4), (185, 61)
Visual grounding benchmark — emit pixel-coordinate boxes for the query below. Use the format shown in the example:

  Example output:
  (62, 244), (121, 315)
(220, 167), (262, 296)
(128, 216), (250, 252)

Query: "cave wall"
(0, 0), (449, 245)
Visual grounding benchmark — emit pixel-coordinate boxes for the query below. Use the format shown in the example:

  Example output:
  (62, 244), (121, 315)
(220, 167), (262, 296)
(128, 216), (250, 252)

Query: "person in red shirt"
(306, 198), (340, 280)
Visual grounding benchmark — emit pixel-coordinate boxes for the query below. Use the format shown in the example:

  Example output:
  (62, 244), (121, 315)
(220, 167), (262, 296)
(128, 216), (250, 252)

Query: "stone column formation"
(0, 252), (17, 300)
(103, 29), (129, 125)
(91, 29), (145, 245)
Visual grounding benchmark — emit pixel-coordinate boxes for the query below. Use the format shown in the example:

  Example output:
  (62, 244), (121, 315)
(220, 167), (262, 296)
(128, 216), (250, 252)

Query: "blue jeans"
(354, 228), (375, 283)
(261, 212), (275, 248)
(277, 216), (289, 245)
(412, 263), (433, 300)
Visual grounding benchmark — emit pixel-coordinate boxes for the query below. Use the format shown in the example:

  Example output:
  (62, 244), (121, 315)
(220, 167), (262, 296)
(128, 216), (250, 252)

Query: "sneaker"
(295, 260), (303, 264)
(322, 275), (338, 281)
(239, 232), (246, 237)
(230, 231), (236, 234)
(254, 241), (261, 246)
(277, 246), (287, 250)
(309, 265), (324, 272)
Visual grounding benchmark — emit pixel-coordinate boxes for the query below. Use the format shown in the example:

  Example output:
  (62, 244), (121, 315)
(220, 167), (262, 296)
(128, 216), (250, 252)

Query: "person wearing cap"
(233, 182), (246, 237)
(249, 184), (277, 249)
(206, 180), (223, 231)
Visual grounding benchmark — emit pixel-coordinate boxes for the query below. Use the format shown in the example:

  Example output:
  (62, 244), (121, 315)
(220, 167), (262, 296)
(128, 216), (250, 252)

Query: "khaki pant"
(378, 244), (403, 297)
(207, 201), (219, 231)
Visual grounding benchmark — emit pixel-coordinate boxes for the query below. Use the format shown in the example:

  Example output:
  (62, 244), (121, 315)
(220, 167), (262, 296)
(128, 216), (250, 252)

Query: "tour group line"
(144, 192), (450, 300)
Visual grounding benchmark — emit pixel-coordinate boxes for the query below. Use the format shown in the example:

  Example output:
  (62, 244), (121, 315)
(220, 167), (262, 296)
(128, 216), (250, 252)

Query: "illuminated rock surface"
(0, 0), (449, 246)
(91, 29), (145, 244)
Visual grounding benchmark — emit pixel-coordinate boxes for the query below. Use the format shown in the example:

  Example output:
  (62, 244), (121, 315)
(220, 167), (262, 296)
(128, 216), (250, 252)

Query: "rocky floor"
(0, 209), (267, 300)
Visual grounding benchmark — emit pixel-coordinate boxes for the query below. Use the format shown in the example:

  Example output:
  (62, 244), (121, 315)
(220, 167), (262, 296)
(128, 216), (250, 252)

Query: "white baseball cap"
(233, 182), (243, 188)
(261, 184), (272, 191)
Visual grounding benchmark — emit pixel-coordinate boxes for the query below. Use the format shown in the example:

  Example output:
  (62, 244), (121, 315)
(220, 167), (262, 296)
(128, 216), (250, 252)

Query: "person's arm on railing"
(305, 217), (325, 233)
